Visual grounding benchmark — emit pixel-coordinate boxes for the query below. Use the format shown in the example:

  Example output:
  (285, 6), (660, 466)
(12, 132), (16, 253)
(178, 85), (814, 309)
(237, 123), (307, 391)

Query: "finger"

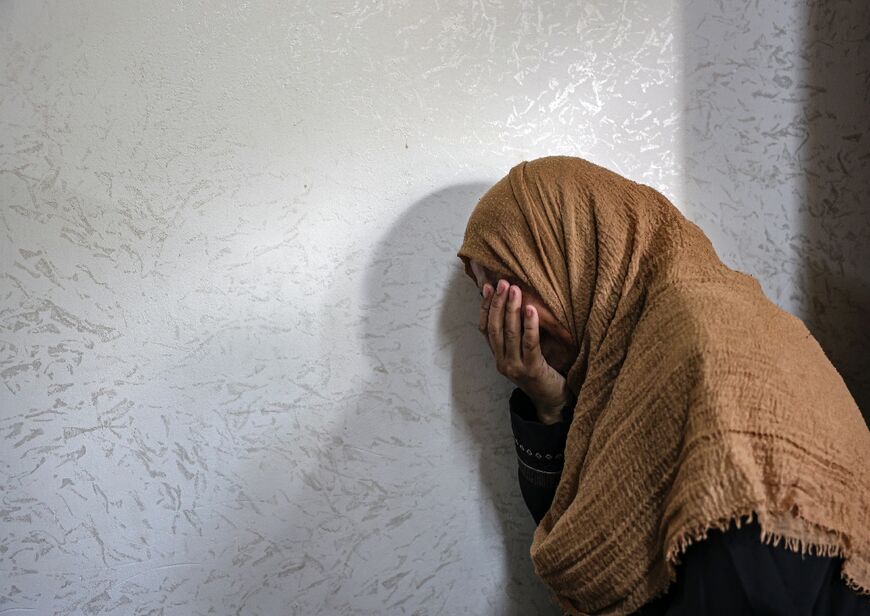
(478, 283), (493, 337)
(503, 285), (522, 365)
(522, 304), (544, 366)
(488, 279), (509, 359)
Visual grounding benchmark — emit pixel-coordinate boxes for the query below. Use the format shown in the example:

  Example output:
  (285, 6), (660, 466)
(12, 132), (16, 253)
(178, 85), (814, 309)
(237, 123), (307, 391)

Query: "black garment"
(636, 521), (870, 616)
(507, 387), (870, 615)
(508, 387), (574, 524)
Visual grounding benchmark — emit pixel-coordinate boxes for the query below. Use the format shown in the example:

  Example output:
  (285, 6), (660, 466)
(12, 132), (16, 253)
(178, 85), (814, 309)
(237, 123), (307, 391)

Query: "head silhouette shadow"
(360, 182), (560, 614)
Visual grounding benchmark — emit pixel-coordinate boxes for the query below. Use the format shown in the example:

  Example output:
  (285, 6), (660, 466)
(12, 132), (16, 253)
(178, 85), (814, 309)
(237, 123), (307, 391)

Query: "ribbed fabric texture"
(457, 155), (870, 615)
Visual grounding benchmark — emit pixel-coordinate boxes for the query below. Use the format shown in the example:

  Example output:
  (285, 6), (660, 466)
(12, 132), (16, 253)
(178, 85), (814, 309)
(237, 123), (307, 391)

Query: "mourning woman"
(456, 156), (870, 615)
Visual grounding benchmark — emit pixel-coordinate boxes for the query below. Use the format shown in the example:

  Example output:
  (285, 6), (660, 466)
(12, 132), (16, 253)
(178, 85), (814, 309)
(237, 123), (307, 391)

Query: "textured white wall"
(1, 0), (866, 614)
(1, 2), (680, 613)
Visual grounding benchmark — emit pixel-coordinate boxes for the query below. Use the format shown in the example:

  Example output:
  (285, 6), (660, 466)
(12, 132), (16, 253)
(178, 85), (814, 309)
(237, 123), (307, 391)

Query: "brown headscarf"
(457, 155), (870, 615)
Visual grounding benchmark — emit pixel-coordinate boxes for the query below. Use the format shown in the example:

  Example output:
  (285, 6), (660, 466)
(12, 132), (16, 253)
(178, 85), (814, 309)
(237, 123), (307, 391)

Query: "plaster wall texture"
(1, 1), (866, 614)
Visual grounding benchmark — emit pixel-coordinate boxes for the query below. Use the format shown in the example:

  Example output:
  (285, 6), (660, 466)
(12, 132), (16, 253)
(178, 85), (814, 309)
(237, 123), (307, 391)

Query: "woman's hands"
(480, 279), (571, 424)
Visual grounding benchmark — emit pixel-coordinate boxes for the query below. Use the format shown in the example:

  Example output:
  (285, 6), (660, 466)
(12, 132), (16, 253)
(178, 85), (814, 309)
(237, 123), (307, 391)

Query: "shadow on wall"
(800, 0), (870, 423)
(360, 183), (560, 614)
(274, 183), (558, 613)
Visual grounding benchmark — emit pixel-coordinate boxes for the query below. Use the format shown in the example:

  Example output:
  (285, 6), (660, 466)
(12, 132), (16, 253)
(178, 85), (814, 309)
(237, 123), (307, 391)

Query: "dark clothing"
(509, 387), (574, 524)
(508, 388), (870, 615)
(636, 520), (870, 615)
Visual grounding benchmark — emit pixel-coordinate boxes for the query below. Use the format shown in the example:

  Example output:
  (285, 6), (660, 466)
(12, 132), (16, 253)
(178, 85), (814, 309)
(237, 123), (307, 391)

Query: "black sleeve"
(509, 387), (575, 524)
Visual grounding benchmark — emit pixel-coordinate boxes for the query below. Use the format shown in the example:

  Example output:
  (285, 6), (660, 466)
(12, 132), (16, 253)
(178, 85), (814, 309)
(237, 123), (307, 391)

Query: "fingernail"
(497, 280), (507, 295)
(483, 285), (492, 299)
(509, 286), (517, 300)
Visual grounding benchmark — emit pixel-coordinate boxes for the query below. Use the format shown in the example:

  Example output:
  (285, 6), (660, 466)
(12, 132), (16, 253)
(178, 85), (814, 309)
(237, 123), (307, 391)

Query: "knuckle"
(504, 364), (523, 380)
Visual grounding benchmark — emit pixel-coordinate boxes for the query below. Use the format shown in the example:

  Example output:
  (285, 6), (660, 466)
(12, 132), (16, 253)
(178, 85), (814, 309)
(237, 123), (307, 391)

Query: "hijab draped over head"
(456, 155), (870, 615)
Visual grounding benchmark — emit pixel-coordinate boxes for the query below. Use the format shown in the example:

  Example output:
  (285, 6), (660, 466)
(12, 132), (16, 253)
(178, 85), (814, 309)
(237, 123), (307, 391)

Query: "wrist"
(536, 406), (564, 425)
(532, 383), (571, 425)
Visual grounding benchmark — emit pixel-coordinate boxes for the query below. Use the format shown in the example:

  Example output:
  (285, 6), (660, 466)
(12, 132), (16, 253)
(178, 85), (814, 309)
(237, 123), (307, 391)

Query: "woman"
(456, 156), (870, 615)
